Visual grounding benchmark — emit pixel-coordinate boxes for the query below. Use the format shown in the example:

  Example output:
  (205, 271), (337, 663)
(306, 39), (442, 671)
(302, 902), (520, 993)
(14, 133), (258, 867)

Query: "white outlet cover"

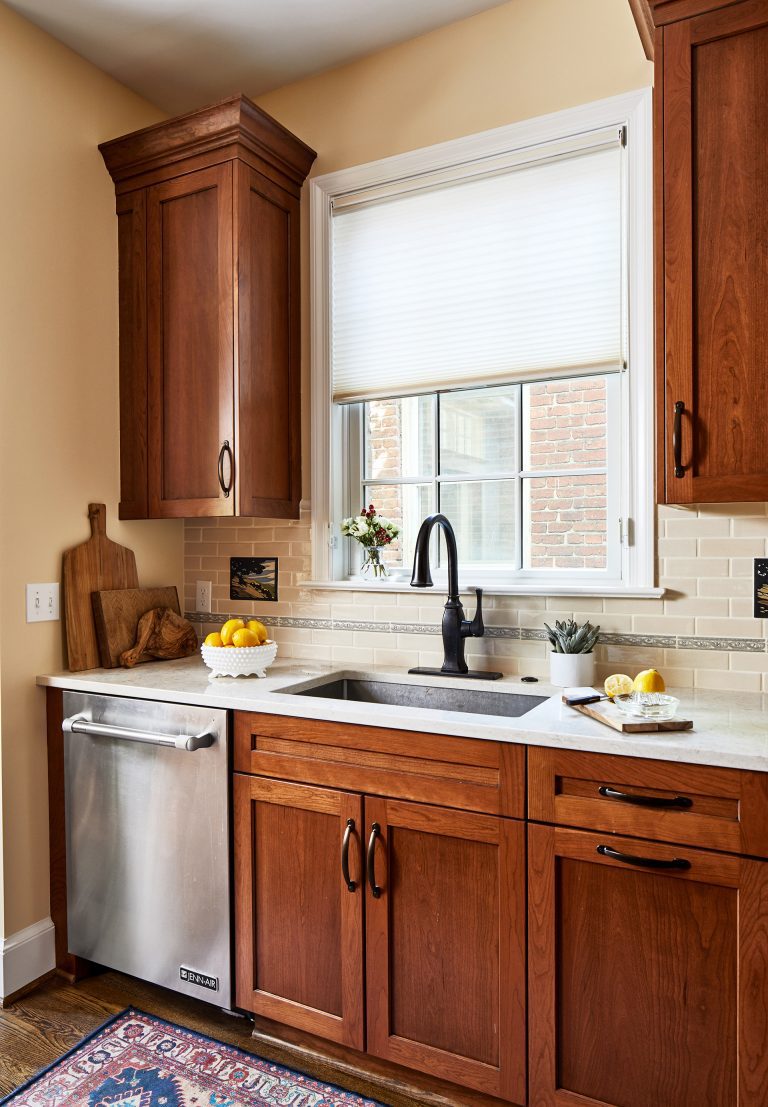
(196, 580), (212, 612)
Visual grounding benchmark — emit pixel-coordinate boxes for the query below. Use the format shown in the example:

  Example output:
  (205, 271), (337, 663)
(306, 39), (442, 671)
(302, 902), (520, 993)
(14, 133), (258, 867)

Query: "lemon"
(220, 618), (245, 645)
(204, 632), (223, 648)
(247, 619), (268, 644)
(232, 627), (259, 648)
(604, 673), (634, 699)
(633, 668), (665, 693)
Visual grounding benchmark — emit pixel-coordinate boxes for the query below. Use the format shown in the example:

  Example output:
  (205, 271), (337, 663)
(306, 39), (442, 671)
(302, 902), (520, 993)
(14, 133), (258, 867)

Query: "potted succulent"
(341, 504), (400, 579)
(544, 618), (601, 687)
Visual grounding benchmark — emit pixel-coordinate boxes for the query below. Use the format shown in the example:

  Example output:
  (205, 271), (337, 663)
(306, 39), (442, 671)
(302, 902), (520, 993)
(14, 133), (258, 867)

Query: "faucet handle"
(465, 588), (485, 638)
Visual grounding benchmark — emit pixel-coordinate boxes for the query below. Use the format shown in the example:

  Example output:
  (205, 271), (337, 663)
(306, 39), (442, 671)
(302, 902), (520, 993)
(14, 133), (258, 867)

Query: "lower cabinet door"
(234, 774), (364, 1048)
(365, 798), (526, 1105)
(528, 824), (768, 1107)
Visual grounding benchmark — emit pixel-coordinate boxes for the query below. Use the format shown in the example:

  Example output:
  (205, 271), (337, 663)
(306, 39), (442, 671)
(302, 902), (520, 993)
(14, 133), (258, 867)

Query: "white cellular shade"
(331, 143), (623, 403)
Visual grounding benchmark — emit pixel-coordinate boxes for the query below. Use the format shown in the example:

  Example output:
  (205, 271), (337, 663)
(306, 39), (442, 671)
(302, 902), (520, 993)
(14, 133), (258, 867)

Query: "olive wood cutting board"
(62, 504), (139, 671)
(566, 698), (693, 733)
(92, 586), (181, 668)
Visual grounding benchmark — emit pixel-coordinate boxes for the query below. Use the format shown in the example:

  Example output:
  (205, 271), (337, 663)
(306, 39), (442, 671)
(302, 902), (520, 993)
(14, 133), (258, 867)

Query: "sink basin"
(283, 677), (547, 719)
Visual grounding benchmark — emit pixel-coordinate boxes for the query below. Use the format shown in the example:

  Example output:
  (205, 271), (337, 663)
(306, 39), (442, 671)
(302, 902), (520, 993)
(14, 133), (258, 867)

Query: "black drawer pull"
(597, 844), (691, 871)
(367, 822), (382, 899)
(341, 818), (356, 892)
(599, 786), (693, 810)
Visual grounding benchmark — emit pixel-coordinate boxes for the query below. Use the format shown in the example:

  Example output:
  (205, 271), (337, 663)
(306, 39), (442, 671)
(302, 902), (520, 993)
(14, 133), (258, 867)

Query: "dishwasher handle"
(62, 714), (216, 752)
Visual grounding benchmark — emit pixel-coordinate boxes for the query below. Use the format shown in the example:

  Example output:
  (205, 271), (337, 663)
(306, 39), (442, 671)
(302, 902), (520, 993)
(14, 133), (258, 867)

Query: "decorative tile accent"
(186, 611), (768, 654)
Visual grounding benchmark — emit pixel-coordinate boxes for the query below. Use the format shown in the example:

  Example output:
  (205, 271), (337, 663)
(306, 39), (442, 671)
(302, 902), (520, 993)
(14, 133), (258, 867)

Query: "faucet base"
(408, 666), (503, 681)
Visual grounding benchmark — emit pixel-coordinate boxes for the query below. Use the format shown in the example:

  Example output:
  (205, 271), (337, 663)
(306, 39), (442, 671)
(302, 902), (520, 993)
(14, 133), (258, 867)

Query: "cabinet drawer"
(529, 747), (768, 857)
(234, 712), (524, 818)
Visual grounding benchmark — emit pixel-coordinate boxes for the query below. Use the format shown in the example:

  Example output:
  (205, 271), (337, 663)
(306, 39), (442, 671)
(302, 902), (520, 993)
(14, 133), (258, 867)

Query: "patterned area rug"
(1, 1008), (384, 1107)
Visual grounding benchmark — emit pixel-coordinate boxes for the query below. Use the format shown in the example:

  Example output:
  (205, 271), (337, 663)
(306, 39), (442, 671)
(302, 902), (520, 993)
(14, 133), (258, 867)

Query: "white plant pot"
(549, 651), (596, 689)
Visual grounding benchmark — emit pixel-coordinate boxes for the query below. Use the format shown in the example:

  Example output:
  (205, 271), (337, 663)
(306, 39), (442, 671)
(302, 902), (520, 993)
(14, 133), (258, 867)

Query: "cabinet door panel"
(236, 164), (301, 518)
(147, 163), (234, 517)
(234, 774), (364, 1048)
(662, 2), (768, 502)
(366, 798), (526, 1105)
(528, 824), (768, 1106)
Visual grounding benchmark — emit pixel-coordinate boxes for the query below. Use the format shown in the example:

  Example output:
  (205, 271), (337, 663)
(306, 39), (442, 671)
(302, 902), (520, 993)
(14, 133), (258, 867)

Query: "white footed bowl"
(201, 640), (278, 679)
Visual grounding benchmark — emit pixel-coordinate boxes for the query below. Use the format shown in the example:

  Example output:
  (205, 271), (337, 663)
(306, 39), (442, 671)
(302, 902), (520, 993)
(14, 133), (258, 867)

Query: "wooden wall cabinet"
(233, 713), (527, 1106)
(651, 0), (768, 502)
(100, 96), (315, 519)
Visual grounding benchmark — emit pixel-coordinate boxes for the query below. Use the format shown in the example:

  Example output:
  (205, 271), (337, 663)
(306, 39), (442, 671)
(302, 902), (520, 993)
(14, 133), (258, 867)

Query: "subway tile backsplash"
(184, 501), (768, 692)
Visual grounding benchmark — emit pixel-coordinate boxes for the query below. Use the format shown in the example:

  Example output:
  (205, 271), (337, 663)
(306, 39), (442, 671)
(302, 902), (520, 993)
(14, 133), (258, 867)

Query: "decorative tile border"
(187, 611), (767, 654)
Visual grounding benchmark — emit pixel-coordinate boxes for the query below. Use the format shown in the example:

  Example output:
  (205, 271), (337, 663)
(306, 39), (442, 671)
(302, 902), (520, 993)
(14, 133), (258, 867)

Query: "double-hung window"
(310, 90), (654, 594)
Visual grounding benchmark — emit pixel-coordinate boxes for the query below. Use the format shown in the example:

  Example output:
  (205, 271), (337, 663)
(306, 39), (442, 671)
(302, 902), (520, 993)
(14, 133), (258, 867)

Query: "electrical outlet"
(26, 583), (60, 623)
(196, 580), (212, 612)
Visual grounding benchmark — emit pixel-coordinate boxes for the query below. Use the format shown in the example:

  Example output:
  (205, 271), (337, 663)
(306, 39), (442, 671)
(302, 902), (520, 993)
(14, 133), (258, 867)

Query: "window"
(310, 90), (654, 594)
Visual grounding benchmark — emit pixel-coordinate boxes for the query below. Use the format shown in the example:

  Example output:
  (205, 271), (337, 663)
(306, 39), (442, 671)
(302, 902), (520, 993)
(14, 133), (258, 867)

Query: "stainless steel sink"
(284, 677), (547, 719)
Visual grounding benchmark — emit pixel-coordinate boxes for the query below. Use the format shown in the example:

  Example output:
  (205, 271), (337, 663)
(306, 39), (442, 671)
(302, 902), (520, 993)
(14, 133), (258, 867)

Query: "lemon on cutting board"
(603, 673), (634, 699)
(633, 668), (666, 693)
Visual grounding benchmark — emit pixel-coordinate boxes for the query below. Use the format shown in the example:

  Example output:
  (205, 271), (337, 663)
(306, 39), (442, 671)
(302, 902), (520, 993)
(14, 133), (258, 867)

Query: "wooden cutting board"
(62, 504), (139, 671)
(92, 586), (181, 668)
(567, 698), (693, 733)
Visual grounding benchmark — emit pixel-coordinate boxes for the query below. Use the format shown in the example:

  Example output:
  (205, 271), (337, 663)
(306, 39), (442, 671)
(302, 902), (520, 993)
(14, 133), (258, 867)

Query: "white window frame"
(309, 88), (659, 597)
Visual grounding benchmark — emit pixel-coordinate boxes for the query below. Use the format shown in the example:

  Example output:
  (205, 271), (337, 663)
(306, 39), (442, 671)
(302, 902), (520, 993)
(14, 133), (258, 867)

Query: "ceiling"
(8, 0), (512, 114)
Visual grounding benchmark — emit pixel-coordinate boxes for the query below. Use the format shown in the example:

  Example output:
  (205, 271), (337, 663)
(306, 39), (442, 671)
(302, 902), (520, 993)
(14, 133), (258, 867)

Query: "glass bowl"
(613, 692), (680, 720)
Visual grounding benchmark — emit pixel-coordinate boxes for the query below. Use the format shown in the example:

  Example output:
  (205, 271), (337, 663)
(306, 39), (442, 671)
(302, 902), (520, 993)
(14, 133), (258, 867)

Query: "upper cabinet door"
(146, 164), (235, 517)
(365, 798), (526, 1105)
(235, 164), (302, 519)
(661, 2), (768, 503)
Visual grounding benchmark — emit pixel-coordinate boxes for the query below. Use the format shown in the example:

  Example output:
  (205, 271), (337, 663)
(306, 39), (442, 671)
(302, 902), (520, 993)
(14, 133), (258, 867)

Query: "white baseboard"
(0, 917), (55, 999)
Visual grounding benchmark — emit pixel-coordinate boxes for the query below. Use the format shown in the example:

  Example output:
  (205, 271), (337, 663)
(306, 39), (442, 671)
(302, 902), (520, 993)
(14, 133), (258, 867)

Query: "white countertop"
(38, 656), (768, 773)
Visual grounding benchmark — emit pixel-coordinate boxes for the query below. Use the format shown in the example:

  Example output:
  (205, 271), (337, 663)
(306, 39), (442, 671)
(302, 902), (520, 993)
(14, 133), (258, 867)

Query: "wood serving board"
(568, 699), (693, 733)
(62, 504), (139, 671)
(92, 586), (181, 668)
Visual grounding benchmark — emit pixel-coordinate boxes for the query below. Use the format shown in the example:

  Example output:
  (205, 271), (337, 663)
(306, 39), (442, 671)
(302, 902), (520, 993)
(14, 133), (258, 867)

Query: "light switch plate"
(26, 583), (60, 622)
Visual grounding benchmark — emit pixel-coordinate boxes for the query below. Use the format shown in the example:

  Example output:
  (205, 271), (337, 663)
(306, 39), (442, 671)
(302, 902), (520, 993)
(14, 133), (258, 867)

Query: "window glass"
(439, 480), (517, 566)
(523, 377), (607, 470)
(365, 395), (435, 480)
(360, 483), (435, 572)
(439, 385), (518, 475)
(523, 473), (608, 570)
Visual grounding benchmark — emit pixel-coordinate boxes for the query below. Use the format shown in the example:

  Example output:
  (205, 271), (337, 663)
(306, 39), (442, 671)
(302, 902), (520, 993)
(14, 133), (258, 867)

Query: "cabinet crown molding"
(99, 93), (317, 190)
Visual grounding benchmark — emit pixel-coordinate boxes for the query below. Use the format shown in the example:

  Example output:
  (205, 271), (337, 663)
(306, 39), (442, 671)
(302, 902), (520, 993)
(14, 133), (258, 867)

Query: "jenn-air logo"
(179, 966), (218, 991)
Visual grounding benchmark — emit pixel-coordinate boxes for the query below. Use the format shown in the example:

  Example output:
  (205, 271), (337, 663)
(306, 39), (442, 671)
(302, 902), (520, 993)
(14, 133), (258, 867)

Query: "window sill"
(304, 579), (665, 599)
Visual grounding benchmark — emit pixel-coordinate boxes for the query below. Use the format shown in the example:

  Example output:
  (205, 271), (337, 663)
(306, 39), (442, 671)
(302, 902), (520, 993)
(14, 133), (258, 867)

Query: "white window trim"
(309, 87), (660, 597)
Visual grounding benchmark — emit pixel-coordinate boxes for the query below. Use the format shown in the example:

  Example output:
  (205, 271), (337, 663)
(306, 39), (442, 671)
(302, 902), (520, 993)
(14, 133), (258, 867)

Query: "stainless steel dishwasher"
(62, 691), (231, 1008)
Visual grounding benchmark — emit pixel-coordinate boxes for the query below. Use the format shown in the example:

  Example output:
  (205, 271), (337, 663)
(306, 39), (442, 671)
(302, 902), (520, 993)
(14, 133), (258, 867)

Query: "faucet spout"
(408, 513), (502, 681)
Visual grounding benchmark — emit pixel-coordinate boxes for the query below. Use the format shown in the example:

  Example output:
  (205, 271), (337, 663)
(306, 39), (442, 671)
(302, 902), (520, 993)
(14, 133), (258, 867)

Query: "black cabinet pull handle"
(599, 786), (693, 810)
(218, 440), (233, 497)
(597, 844), (691, 871)
(367, 822), (382, 899)
(672, 400), (685, 478)
(341, 818), (356, 892)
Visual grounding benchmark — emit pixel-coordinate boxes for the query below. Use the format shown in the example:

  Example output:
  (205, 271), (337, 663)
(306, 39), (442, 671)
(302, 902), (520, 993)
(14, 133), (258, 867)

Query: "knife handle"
(563, 693), (603, 706)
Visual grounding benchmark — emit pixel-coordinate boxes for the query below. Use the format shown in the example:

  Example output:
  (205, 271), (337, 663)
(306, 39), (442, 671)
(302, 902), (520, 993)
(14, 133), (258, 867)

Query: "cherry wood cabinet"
(233, 775), (364, 1049)
(100, 95), (315, 520)
(528, 824), (768, 1106)
(233, 713), (527, 1106)
(652, 0), (768, 502)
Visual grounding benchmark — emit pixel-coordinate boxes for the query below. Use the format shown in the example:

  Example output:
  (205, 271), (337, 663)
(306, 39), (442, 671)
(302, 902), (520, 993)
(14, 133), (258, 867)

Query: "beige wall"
(178, 0), (768, 693)
(0, 2), (181, 938)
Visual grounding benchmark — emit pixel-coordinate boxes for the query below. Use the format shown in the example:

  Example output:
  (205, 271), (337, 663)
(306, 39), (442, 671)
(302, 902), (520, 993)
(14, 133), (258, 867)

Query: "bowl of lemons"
(607, 669), (679, 721)
(201, 618), (277, 679)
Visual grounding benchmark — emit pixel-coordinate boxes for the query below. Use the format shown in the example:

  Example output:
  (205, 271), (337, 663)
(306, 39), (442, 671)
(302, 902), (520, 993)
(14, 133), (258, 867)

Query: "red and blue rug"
(1, 1008), (384, 1107)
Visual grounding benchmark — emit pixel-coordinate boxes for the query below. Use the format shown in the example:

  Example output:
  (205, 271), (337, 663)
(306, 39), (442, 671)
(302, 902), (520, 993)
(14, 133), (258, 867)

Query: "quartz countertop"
(38, 656), (768, 773)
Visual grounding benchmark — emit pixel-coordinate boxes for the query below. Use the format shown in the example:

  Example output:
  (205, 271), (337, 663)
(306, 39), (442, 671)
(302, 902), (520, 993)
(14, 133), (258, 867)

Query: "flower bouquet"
(341, 504), (400, 579)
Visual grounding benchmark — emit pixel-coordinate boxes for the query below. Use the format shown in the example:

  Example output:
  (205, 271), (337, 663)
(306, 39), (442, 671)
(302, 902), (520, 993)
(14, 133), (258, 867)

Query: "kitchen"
(1, 0), (767, 1105)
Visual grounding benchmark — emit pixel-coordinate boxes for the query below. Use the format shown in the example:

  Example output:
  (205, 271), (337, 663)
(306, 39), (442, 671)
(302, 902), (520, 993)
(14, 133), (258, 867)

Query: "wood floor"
(0, 970), (390, 1104)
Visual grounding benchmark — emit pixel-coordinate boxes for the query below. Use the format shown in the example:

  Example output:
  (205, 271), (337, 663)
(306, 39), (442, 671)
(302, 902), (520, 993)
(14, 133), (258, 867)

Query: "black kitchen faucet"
(408, 513), (502, 680)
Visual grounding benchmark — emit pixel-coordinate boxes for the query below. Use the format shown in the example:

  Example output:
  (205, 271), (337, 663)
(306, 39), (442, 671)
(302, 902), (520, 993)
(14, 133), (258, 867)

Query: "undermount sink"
(284, 677), (547, 719)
